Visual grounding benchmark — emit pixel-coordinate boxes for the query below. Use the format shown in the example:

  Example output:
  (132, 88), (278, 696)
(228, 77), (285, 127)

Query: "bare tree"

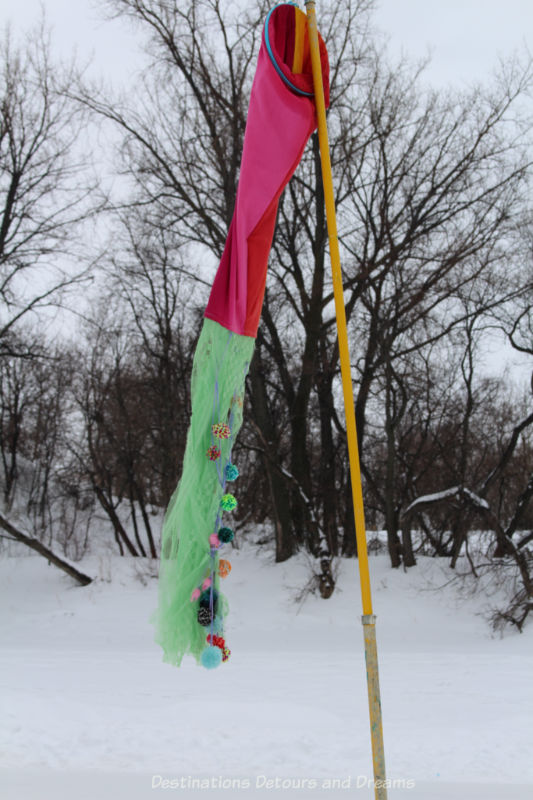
(0, 331), (93, 582)
(0, 20), (104, 348)
(103, 208), (201, 504)
(0, 15), (107, 582)
(67, 1), (532, 608)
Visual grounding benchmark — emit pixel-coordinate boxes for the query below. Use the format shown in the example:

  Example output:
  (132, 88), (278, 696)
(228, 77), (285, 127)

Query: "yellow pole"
(304, 3), (388, 797)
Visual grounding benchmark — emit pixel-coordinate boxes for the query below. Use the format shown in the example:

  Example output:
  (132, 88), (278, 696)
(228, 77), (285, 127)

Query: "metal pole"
(304, 3), (388, 797)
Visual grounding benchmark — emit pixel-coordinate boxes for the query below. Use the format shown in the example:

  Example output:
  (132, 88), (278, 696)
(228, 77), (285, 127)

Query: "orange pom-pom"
(218, 558), (232, 578)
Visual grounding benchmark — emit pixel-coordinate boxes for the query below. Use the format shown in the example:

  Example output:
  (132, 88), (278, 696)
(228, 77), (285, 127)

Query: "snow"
(405, 486), (463, 511)
(406, 486), (490, 513)
(462, 488), (490, 510)
(1, 539), (532, 800)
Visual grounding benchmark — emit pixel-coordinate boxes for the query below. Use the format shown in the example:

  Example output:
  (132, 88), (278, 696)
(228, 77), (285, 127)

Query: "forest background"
(1, 0), (532, 630)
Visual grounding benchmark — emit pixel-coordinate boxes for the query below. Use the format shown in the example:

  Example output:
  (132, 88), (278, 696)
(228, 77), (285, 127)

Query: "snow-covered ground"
(1, 537), (532, 800)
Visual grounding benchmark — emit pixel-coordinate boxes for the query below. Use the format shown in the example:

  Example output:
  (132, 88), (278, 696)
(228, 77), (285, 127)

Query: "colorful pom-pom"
(218, 527), (234, 543)
(220, 493), (237, 511)
(218, 558), (232, 578)
(206, 633), (226, 650)
(222, 647), (231, 663)
(225, 463), (239, 481)
(212, 422), (231, 439)
(202, 577), (212, 590)
(209, 533), (221, 549)
(206, 445), (221, 461)
(201, 645), (223, 669)
(197, 607), (213, 626)
(190, 587), (201, 602)
(199, 588), (218, 609)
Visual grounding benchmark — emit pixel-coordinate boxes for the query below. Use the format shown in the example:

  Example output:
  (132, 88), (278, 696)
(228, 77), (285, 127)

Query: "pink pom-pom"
(206, 445), (221, 461)
(190, 588), (201, 602)
(202, 577), (212, 590)
(209, 533), (220, 548)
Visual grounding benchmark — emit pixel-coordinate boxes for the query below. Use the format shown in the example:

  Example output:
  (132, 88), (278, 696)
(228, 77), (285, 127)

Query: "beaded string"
(196, 336), (249, 667)
(208, 334), (232, 643)
(206, 331), (235, 661)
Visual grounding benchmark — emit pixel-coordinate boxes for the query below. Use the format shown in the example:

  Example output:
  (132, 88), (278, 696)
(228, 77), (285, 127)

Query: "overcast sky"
(2, 0), (531, 378)
(2, 0), (532, 89)
(374, 0), (531, 86)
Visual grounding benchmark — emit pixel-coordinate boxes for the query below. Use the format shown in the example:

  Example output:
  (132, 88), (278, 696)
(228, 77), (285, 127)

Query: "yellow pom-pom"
(212, 422), (231, 439)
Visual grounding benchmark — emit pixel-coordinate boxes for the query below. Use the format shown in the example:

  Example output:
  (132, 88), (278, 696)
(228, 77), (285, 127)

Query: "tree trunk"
(94, 485), (140, 556)
(0, 512), (92, 585)
(289, 131), (327, 552)
(248, 349), (295, 561)
(316, 361), (338, 555)
(401, 521), (416, 567)
(384, 358), (402, 567)
(342, 481), (357, 557)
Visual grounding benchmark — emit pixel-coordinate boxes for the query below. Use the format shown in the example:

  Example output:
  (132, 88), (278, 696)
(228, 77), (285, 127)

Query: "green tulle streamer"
(150, 318), (255, 666)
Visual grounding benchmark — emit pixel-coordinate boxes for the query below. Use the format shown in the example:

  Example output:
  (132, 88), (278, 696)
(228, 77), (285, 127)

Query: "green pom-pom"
(218, 526), (234, 543)
(220, 493), (237, 511)
(225, 463), (239, 481)
(201, 645), (223, 669)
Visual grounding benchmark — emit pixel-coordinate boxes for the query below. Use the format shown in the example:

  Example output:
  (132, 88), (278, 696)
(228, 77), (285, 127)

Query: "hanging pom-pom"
(202, 577), (212, 590)
(218, 559), (232, 578)
(190, 587), (201, 602)
(209, 533), (221, 549)
(201, 645), (223, 669)
(225, 463), (239, 481)
(206, 633), (226, 650)
(218, 527), (234, 543)
(199, 588), (218, 609)
(206, 445), (221, 461)
(222, 647), (231, 663)
(197, 607), (213, 626)
(220, 493), (237, 511)
(212, 422), (231, 440)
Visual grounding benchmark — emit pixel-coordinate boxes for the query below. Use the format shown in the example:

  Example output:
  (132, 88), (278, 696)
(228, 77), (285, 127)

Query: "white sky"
(2, 0), (532, 89)
(374, 0), (532, 87)
(2, 0), (531, 381)
(3, 0), (145, 86)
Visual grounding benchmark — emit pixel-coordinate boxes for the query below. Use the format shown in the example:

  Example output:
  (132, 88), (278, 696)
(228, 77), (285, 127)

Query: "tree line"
(1, 1), (532, 628)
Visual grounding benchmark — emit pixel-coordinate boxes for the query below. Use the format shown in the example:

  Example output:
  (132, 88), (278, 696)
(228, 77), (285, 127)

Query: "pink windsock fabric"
(204, 3), (330, 338)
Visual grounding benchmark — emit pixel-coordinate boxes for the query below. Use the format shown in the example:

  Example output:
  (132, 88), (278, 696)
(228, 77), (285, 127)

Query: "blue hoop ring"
(264, 4), (314, 98)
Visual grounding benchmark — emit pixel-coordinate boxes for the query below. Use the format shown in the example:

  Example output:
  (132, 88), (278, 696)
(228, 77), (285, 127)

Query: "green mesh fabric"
(150, 318), (255, 666)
